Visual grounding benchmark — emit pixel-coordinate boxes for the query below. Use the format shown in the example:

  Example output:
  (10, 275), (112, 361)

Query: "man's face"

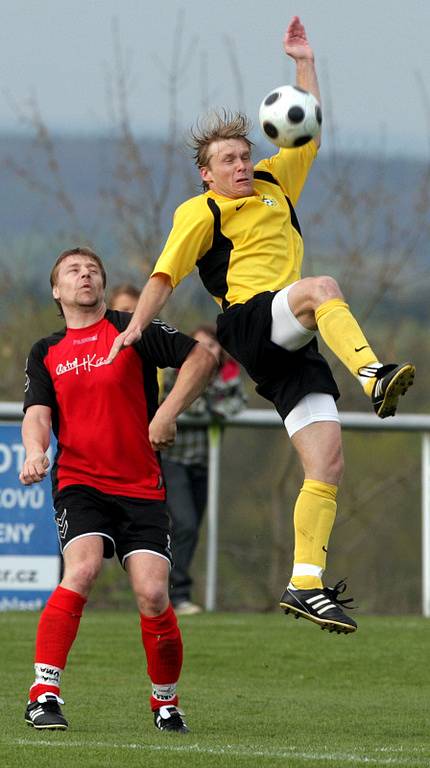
(52, 255), (105, 313)
(200, 139), (254, 199)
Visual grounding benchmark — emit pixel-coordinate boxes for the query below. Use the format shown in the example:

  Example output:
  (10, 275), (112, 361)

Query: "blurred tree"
(1, 22), (429, 614)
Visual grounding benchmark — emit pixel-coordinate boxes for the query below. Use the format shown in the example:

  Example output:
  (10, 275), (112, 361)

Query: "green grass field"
(1, 611), (429, 768)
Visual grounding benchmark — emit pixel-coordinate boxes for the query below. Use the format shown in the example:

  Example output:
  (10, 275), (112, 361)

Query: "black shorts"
(53, 485), (172, 567)
(217, 291), (340, 421)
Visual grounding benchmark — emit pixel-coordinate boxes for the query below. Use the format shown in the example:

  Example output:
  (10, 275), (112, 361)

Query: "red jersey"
(24, 310), (196, 500)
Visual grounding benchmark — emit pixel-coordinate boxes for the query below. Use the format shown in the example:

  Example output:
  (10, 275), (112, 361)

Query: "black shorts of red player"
(53, 484), (172, 569)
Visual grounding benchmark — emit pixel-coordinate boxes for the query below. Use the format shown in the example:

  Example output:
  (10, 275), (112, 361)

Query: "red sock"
(140, 603), (183, 711)
(29, 585), (87, 701)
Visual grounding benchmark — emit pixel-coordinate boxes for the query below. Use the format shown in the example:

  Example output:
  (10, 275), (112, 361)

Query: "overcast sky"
(1, 0), (429, 158)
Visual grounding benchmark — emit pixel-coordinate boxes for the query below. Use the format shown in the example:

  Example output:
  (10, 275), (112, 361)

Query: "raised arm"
(107, 273), (173, 363)
(148, 343), (217, 451)
(284, 15), (321, 145)
(19, 404), (52, 485)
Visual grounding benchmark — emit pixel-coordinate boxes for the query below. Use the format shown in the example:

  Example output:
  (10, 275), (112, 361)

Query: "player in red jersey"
(20, 247), (216, 734)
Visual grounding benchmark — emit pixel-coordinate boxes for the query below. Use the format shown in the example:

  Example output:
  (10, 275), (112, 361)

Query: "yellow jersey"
(152, 140), (317, 309)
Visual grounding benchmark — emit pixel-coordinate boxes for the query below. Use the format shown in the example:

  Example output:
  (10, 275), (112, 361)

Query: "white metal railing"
(2, 403), (430, 614)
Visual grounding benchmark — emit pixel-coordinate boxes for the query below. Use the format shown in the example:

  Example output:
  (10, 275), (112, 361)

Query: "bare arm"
(107, 273), (173, 363)
(19, 405), (52, 485)
(148, 343), (218, 451)
(283, 15), (321, 146)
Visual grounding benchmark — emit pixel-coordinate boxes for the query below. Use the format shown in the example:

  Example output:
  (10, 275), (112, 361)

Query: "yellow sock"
(291, 479), (338, 590)
(315, 299), (379, 384)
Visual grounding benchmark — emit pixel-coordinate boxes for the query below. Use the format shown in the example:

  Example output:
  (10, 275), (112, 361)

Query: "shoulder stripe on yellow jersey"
(285, 197), (302, 236)
(254, 170), (302, 236)
(254, 170), (278, 185)
(197, 198), (233, 310)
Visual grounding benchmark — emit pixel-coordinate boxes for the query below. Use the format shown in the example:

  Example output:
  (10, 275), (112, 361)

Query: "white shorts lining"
(61, 531), (115, 555)
(284, 393), (340, 438)
(122, 549), (172, 570)
(270, 283), (317, 351)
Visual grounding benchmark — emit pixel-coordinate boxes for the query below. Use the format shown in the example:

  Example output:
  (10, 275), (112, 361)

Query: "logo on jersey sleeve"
(152, 318), (178, 335)
(24, 358), (30, 392)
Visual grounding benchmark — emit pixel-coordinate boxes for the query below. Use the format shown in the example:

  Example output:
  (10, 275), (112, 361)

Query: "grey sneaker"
(174, 601), (202, 616)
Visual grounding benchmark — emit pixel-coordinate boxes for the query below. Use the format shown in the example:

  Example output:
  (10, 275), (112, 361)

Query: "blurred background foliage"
(0, 35), (429, 614)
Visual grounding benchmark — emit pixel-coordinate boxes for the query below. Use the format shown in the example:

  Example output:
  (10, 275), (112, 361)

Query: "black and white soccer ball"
(259, 84), (322, 148)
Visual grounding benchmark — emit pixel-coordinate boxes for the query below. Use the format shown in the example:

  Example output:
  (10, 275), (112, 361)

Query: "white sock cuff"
(358, 361), (382, 387)
(33, 662), (63, 687)
(292, 563), (323, 578)
(152, 682), (177, 702)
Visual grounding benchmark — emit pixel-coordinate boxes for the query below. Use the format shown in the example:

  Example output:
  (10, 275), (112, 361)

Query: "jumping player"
(20, 247), (216, 732)
(107, 17), (415, 634)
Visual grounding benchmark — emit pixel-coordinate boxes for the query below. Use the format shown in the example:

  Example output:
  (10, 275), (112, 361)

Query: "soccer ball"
(259, 84), (322, 148)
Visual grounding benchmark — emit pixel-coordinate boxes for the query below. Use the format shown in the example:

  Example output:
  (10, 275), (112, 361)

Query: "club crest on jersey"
(261, 195), (277, 207)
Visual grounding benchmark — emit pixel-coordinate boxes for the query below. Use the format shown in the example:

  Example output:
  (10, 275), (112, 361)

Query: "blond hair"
(190, 110), (253, 190)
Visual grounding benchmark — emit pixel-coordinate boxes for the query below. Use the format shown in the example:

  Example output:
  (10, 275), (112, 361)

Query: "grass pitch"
(1, 611), (429, 767)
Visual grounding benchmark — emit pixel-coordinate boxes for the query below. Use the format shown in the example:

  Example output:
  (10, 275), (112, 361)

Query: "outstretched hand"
(106, 324), (142, 364)
(283, 15), (314, 61)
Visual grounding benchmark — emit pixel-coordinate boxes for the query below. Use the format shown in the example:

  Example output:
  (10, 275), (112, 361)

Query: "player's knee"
(331, 449), (344, 484)
(135, 581), (168, 614)
(312, 275), (342, 304)
(306, 440), (344, 485)
(63, 558), (102, 592)
(323, 443), (344, 485)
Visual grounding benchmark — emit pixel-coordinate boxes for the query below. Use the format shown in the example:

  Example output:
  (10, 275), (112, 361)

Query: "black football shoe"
(153, 705), (190, 733)
(364, 362), (415, 418)
(280, 579), (357, 634)
(25, 693), (68, 730)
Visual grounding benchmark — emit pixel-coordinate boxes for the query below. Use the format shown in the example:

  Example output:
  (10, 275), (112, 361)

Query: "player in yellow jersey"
(108, 16), (415, 634)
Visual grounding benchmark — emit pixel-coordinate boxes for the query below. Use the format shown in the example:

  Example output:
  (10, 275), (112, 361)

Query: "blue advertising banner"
(0, 423), (60, 610)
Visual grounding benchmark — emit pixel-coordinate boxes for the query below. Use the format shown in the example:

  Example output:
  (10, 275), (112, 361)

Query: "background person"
(20, 246), (216, 733)
(162, 324), (247, 615)
(111, 284), (246, 613)
(110, 281), (165, 398)
(107, 17), (415, 634)
(109, 282), (141, 313)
